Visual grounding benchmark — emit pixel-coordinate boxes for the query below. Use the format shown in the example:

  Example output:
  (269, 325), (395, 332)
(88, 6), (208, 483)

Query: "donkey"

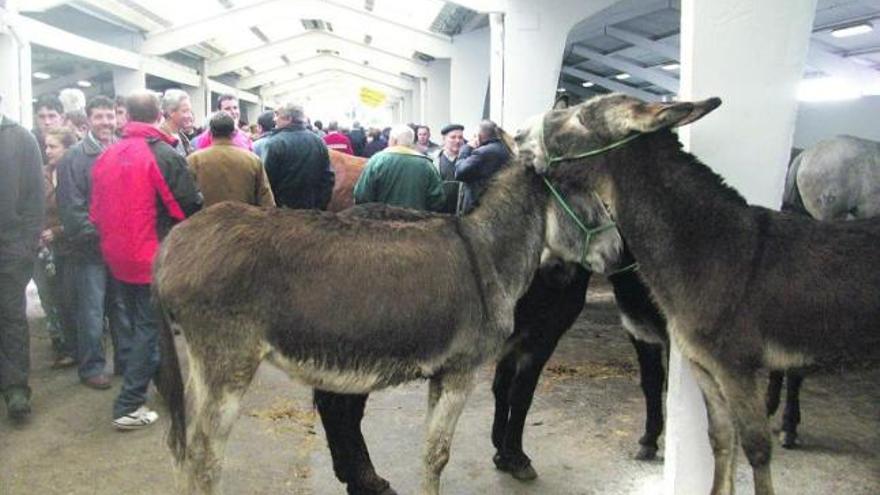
(769, 134), (880, 447)
(153, 148), (625, 494)
(490, 248), (667, 482)
(522, 93), (880, 495)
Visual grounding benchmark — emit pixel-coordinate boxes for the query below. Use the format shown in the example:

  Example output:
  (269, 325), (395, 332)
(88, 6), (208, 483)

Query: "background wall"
(793, 95), (880, 149)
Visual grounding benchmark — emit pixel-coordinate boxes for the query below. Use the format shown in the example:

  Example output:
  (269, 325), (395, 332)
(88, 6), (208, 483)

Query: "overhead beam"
(141, 0), (453, 58)
(559, 81), (599, 100)
(571, 44), (679, 92)
(208, 79), (260, 104)
(447, 1), (506, 13)
(561, 66), (660, 101)
(268, 73), (407, 99)
(261, 68), (412, 98)
(208, 30), (429, 78)
(567, 0), (673, 45)
(237, 53), (421, 89)
(807, 40), (880, 88)
(604, 26), (678, 60)
(271, 77), (406, 102)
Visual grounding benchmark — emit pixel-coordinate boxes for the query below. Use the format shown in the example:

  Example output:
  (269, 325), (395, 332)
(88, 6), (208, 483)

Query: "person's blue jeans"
(112, 282), (160, 418)
(74, 260), (130, 379)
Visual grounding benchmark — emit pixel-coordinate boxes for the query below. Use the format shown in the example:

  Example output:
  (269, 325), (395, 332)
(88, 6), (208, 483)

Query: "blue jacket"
(454, 138), (511, 212)
(262, 123), (335, 210)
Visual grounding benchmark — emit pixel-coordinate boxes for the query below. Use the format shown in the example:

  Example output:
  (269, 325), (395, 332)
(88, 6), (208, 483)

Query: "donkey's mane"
(647, 131), (748, 207)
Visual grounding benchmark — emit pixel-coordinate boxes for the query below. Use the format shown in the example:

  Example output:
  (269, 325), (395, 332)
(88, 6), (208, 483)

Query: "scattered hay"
(544, 360), (638, 381)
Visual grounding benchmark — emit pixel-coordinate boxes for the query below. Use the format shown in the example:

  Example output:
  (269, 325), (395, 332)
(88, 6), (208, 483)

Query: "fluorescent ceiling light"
(661, 63), (680, 71)
(582, 81), (595, 87)
(76, 80), (92, 88)
(33, 72), (51, 80)
(797, 77), (861, 102)
(556, 87), (566, 92)
(830, 23), (873, 38)
(615, 73), (631, 80)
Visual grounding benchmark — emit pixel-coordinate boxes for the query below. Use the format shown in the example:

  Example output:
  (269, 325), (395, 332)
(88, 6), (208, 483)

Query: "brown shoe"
(81, 374), (112, 390)
(52, 356), (76, 369)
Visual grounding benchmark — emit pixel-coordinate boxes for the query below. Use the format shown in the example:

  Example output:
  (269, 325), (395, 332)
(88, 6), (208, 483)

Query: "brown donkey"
(522, 94), (880, 495)
(153, 147), (624, 494)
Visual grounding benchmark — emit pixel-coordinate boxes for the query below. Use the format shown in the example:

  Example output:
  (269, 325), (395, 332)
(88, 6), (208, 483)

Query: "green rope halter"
(539, 118), (641, 274)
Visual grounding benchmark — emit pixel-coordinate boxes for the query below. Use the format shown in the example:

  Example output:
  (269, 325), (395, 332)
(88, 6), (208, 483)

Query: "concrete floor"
(1, 280), (878, 494)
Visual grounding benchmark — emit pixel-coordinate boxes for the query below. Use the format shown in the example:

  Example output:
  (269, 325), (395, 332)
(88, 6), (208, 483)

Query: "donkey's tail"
(781, 151), (807, 215)
(153, 287), (187, 465)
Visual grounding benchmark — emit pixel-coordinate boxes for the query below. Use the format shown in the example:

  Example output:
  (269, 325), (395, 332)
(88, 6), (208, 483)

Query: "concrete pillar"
(488, 12), (504, 125)
(449, 26), (489, 134)
(187, 60), (210, 128)
(665, 1), (817, 494)
(418, 77), (427, 124)
(0, 3), (33, 128)
(499, 0), (618, 130)
(424, 59), (450, 134)
(112, 67), (146, 97)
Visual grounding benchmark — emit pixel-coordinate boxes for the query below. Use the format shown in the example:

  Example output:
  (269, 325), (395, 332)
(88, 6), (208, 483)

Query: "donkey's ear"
(631, 97), (722, 132)
(553, 95), (570, 110)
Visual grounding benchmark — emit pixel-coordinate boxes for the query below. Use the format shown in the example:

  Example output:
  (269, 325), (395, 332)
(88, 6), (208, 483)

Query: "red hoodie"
(323, 131), (354, 155)
(90, 122), (189, 284)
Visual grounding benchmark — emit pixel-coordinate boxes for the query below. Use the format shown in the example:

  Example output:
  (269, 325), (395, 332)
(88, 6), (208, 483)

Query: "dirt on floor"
(1, 279), (877, 494)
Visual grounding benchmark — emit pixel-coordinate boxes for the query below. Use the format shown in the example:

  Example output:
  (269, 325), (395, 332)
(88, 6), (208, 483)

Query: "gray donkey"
(153, 145), (624, 494)
(520, 93), (880, 495)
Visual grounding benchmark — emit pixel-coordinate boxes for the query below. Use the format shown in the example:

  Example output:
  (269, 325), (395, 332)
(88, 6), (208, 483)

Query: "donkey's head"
(516, 93), (722, 175)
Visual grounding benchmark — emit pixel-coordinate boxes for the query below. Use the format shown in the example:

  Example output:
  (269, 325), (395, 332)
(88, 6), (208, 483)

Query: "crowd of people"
(0, 86), (511, 430)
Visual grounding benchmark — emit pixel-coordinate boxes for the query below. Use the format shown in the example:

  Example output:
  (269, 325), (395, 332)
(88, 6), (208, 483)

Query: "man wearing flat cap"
(433, 123), (465, 181)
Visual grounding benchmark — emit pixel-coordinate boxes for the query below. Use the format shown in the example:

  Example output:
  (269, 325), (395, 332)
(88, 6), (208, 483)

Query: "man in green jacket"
(353, 125), (445, 211)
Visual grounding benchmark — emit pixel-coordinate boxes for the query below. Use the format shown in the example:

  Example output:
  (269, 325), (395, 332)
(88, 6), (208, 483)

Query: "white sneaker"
(113, 406), (159, 430)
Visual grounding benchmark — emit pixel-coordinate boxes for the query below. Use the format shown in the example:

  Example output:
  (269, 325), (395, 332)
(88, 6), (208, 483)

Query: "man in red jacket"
(90, 90), (202, 429)
(322, 120), (354, 155)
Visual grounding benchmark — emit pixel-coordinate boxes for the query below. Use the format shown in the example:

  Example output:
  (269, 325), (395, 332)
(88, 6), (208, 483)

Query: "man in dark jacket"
(0, 101), (45, 420)
(454, 119), (511, 213)
(90, 90), (201, 430)
(56, 95), (128, 390)
(263, 103), (335, 210)
(349, 121), (367, 157)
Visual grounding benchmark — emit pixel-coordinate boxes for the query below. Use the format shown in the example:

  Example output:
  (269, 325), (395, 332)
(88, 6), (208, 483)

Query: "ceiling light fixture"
(33, 72), (51, 80)
(615, 73), (631, 80)
(77, 80), (92, 88)
(661, 63), (680, 71)
(582, 81), (595, 88)
(830, 22), (873, 38)
(557, 87), (566, 92)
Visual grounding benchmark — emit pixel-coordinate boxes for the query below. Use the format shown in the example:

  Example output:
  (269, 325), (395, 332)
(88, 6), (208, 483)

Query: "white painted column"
(666, 1), (817, 493)
(499, 0), (618, 130)
(449, 26), (489, 133)
(424, 59), (450, 133)
(418, 77), (427, 124)
(112, 67), (146, 97)
(488, 11), (504, 125)
(187, 59), (210, 128)
(0, 3), (33, 128)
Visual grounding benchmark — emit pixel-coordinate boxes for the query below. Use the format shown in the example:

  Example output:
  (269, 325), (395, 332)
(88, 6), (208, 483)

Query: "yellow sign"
(359, 87), (386, 108)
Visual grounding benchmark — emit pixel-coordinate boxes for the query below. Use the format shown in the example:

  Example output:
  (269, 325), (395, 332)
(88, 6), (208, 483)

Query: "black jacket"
(263, 123), (335, 210)
(454, 138), (511, 212)
(56, 132), (106, 261)
(0, 116), (44, 267)
(349, 128), (367, 157)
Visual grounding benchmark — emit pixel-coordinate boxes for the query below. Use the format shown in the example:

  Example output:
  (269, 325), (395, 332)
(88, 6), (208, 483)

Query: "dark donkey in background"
(526, 93), (880, 495)
(153, 141), (626, 494)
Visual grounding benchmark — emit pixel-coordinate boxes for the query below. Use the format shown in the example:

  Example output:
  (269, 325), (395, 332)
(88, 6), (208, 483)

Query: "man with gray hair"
(353, 125), (445, 211)
(160, 89), (194, 156)
(262, 103), (334, 209)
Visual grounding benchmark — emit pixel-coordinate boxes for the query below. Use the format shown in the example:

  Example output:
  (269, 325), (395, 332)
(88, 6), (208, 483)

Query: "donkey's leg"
(630, 336), (665, 460)
(780, 370), (804, 449)
(765, 370), (784, 417)
(689, 360), (738, 495)
(713, 367), (775, 495)
(314, 390), (396, 495)
(490, 349), (517, 452)
(421, 372), (476, 495)
(183, 348), (262, 495)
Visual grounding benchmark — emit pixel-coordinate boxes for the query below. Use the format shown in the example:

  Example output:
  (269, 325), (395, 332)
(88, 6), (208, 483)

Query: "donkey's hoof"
(493, 453), (539, 481)
(634, 445), (658, 461)
(780, 431), (798, 449)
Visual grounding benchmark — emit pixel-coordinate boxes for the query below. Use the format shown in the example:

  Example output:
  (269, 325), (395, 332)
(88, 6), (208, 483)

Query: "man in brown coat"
(187, 112), (275, 208)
